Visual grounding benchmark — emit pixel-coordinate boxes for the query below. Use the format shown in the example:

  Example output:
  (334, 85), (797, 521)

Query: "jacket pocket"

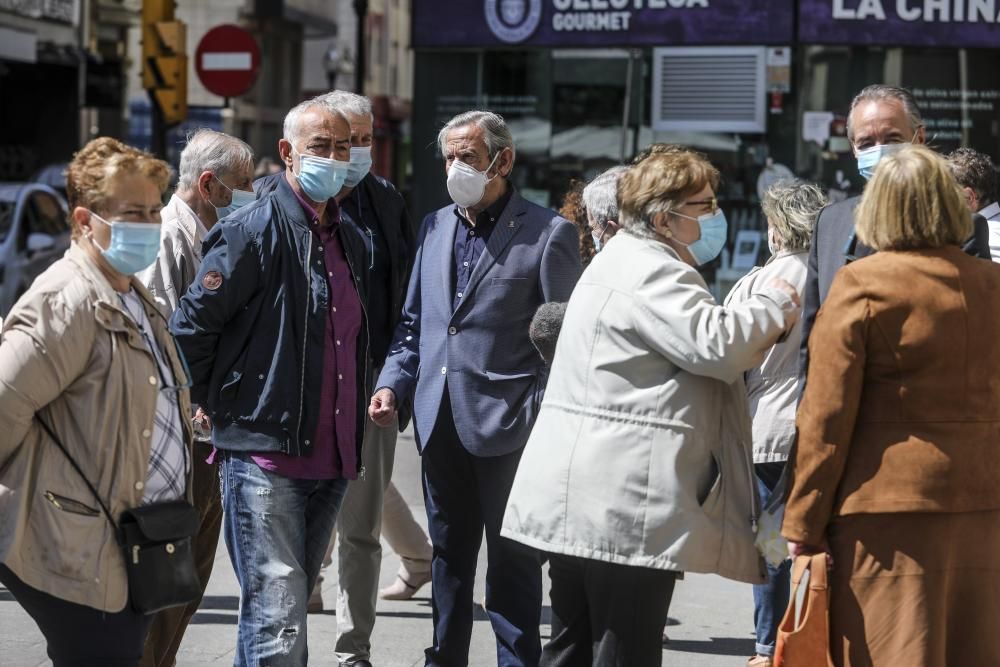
(698, 453), (724, 511)
(220, 370), (243, 402)
(484, 370), (537, 382)
(27, 491), (106, 582)
(44, 491), (100, 517)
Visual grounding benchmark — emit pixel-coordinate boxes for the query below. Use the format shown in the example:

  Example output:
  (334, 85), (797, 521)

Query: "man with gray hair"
(171, 97), (370, 664)
(947, 147), (1000, 261)
(583, 165), (628, 252)
(799, 84), (990, 384)
(368, 110), (582, 666)
(139, 128), (254, 667)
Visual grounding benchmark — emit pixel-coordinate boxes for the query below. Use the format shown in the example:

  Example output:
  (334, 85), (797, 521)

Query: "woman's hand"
(788, 540), (833, 567)
(767, 277), (801, 307)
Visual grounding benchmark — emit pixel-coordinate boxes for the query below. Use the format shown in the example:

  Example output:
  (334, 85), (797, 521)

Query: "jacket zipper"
(295, 239), (312, 451)
(340, 232), (371, 482)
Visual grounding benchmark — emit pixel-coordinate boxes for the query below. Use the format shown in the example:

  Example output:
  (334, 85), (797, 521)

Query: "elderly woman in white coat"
(723, 180), (828, 667)
(502, 150), (802, 667)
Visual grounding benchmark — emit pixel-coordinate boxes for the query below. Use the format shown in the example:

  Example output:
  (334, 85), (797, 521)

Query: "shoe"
(746, 656), (773, 667)
(379, 571), (431, 600)
(343, 662), (373, 667)
(307, 589), (324, 613)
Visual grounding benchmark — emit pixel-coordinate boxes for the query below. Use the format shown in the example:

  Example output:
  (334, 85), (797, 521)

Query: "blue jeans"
(752, 462), (791, 657)
(220, 450), (349, 667)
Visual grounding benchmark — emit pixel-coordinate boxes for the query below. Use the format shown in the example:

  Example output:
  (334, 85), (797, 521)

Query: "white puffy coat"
(501, 232), (799, 584)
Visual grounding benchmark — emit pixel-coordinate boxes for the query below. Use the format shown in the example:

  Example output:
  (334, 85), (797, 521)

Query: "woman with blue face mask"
(0, 137), (194, 666)
(502, 149), (802, 667)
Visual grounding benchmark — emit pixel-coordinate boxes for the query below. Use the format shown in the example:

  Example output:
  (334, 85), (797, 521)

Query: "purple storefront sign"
(799, 0), (1000, 48)
(412, 0), (794, 49)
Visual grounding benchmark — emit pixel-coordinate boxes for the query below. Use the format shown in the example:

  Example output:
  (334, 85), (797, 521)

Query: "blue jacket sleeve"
(169, 220), (263, 402)
(540, 217), (583, 302)
(375, 214), (430, 405)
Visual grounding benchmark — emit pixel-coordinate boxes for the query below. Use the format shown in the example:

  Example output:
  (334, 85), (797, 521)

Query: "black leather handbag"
(37, 416), (201, 614)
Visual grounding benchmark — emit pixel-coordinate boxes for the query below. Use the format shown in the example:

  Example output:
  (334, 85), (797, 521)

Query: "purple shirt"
(251, 191), (363, 480)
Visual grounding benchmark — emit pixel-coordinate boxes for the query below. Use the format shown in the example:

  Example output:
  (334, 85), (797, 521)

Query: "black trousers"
(421, 390), (543, 667)
(542, 554), (677, 667)
(0, 564), (152, 666)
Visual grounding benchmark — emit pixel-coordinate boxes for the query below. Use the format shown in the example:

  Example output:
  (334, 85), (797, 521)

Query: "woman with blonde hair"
(784, 144), (1000, 666)
(502, 149), (801, 666)
(0, 137), (193, 665)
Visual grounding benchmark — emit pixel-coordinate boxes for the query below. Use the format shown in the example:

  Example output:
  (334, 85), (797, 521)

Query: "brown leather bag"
(774, 553), (835, 667)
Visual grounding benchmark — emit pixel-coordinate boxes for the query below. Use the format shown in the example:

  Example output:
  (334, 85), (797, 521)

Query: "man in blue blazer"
(369, 110), (582, 666)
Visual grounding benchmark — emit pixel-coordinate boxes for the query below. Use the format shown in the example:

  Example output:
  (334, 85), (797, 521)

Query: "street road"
(0, 428), (759, 666)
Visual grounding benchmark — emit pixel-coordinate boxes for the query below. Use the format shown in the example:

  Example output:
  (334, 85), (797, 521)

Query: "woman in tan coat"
(783, 144), (1000, 666)
(0, 138), (192, 665)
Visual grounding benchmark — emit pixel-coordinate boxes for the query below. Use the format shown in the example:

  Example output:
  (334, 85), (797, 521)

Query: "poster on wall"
(412, 0), (795, 48)
(799, 0), (1000, 48)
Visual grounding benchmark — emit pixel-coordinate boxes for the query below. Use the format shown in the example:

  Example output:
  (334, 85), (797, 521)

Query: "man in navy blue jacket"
(369, 110), (582, 667)
(170, 96), (369, 665)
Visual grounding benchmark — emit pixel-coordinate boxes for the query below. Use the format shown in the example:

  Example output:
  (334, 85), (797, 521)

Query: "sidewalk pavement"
(1, 428), (759, 666)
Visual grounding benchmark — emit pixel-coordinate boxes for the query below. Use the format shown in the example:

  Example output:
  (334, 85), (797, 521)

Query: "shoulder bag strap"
(35, 415), (119, 534)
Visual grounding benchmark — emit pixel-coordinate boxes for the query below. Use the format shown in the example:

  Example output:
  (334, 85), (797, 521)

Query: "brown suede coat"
(784, 246), (1000, 544)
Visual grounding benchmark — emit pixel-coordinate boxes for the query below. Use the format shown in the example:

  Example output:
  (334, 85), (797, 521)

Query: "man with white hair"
(582, 165), (627, 253)
(171, 97), (370, 664)
(368, 110), (582, 666)
(139, 129), (254, 667)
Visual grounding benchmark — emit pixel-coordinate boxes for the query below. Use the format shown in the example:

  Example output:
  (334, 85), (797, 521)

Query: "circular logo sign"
(484, 0), (542, 44)
(195, 25), (261, 99)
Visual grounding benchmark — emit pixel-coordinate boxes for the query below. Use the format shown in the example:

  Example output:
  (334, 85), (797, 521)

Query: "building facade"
(409, 0), (1000, 284)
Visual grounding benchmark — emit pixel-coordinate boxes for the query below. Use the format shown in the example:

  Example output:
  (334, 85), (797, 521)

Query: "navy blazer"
(377, 190), (582, 457)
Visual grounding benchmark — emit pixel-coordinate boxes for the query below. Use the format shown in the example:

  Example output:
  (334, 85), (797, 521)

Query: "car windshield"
(0, 201), (13, 243)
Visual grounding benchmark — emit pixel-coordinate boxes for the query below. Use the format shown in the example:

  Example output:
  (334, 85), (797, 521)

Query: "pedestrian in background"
(582, 165), (627, 254)
(138, 128), (255, 667)
(502, 149), (801, 667)
(171, 96), (369, 665)
(0, 137), (190, 665)
(784, 145), (1000, 666)
(558, 179), (595, 267)
(369, 110), (581, 667)
(723, 179), (827, 667)
(946, 147), (1000, 261)
(799, 84), (990, 385)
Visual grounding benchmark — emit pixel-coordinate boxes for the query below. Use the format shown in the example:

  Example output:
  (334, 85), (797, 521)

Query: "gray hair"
(437, 110), (515, 162)
(317, 90), (373, 122)
(846, 84), (923, 144)
(761, 180), (828, 252)
(282, 97), (346, 146)
(177, 129), (254, 191)
(582, 166), (629, 227)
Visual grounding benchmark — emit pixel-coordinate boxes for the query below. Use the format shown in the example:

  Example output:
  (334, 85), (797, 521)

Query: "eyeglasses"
(682, 197), (718, 211)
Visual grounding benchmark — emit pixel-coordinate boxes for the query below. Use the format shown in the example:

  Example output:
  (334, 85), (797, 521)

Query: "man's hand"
(767, 277), (802, 308)
(369, 388), (398, 427)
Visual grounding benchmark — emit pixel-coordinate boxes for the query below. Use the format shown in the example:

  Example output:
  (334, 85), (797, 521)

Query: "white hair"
(582, 165), (629, 226)
(177, 129), (254, 191)
(282, 97), (347, 146)
(437, 110), (515, 161)
(317, 90), (373, 122)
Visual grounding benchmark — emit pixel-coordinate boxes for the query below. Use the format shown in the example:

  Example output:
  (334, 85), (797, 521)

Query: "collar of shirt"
(455, 184), (513, 231)
(291, 185), (341, 228)
(172, 194), (209, 242)
(980, 201), (1000, 221)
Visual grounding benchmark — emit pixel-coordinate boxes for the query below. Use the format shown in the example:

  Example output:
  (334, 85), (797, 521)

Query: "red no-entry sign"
(195, 25), (261, 99)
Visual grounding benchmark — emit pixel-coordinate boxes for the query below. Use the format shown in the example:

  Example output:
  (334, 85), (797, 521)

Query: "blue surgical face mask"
(856, 140), (911, 181)
(213, 176), (255, 220)
(344, 146), (373, 188)
(292, 148), (349, 202)
(88, 212), (162, 275)
(591, 221), (609, 253)
(669, 209), (728, 266)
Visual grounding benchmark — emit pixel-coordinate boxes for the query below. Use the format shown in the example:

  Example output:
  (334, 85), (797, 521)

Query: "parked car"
(0, 183), (71, 317)
(31, 162), (69, 200)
